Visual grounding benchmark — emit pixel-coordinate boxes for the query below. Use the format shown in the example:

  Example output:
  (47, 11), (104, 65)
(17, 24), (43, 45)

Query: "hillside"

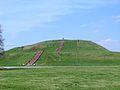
(0, 40), (120, 66)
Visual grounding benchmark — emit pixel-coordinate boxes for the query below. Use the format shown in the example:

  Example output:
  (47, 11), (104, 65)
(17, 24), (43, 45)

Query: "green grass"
(0, 67), (120, 90)
(0, 40), (120, 90)
(0, 40), (120, 66)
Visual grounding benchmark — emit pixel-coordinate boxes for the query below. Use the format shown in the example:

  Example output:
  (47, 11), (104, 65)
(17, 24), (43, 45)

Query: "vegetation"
(0, 67), (120, 90)
(0, 24), (4, 56)
(0, 40), (120, 90)
(0, 40), (120, 66)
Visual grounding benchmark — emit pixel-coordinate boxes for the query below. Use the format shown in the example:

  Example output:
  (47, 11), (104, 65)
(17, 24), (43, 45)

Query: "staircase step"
(25, 50), (44, 66)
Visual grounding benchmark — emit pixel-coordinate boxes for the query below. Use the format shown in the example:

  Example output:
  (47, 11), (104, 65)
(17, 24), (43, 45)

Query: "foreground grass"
(0, 67), (120, 90)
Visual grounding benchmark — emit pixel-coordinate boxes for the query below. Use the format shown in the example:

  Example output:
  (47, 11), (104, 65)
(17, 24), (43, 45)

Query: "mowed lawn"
(0, 67), (120, 90)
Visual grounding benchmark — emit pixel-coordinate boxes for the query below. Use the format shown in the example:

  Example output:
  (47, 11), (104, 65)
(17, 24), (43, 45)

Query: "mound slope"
(0, 40), (120, 66)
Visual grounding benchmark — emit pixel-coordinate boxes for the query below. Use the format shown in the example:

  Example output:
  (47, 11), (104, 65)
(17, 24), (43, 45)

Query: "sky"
(0, 0), (120, 52)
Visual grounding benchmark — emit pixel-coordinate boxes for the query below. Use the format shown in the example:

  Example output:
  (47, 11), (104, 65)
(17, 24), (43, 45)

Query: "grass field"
(0, 66), (120, 90)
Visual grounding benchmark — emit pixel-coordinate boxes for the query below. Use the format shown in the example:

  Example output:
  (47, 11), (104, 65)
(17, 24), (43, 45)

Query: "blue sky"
(1, 0), (120, 51)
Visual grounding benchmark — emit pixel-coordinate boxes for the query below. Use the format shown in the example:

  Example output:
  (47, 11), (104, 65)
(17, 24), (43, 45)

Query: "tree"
(0, 24), (4, 56)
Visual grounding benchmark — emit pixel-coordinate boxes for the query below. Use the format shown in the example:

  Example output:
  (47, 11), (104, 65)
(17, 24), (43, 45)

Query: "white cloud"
(102, 38), (118, 42)
(74, 0), (119, 4)
(98, 38), (120, 52)
(5, 42), (15, 47)
(113, 15), (120, 23)
(1, 1), (68, 31)
(5, 41), (16, 50)
(0, 0), (119, 33)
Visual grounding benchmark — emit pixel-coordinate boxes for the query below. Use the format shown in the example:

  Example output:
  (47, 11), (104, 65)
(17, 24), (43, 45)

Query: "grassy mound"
(0, 40), (120, 66)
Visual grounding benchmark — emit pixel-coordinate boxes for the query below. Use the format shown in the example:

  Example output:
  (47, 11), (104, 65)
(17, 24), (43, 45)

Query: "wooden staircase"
(25, 50), (44, 66)
(56, 38), (64, 54)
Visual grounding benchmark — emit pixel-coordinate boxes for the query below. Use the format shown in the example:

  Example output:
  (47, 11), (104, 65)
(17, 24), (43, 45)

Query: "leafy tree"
(0, 24), (4, 56)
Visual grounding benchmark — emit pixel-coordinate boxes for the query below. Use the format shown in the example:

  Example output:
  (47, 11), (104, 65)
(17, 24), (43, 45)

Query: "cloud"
(1, 0), (71, 32)
(98, 38), (120, 52)
(5, 42), (15, 47)
(0, 0), (119, 33)
(4, 41), (16, 50)
(113, 15), (120, 23)
(102, 38), (119, 42)
(72, 0), (119, 5)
